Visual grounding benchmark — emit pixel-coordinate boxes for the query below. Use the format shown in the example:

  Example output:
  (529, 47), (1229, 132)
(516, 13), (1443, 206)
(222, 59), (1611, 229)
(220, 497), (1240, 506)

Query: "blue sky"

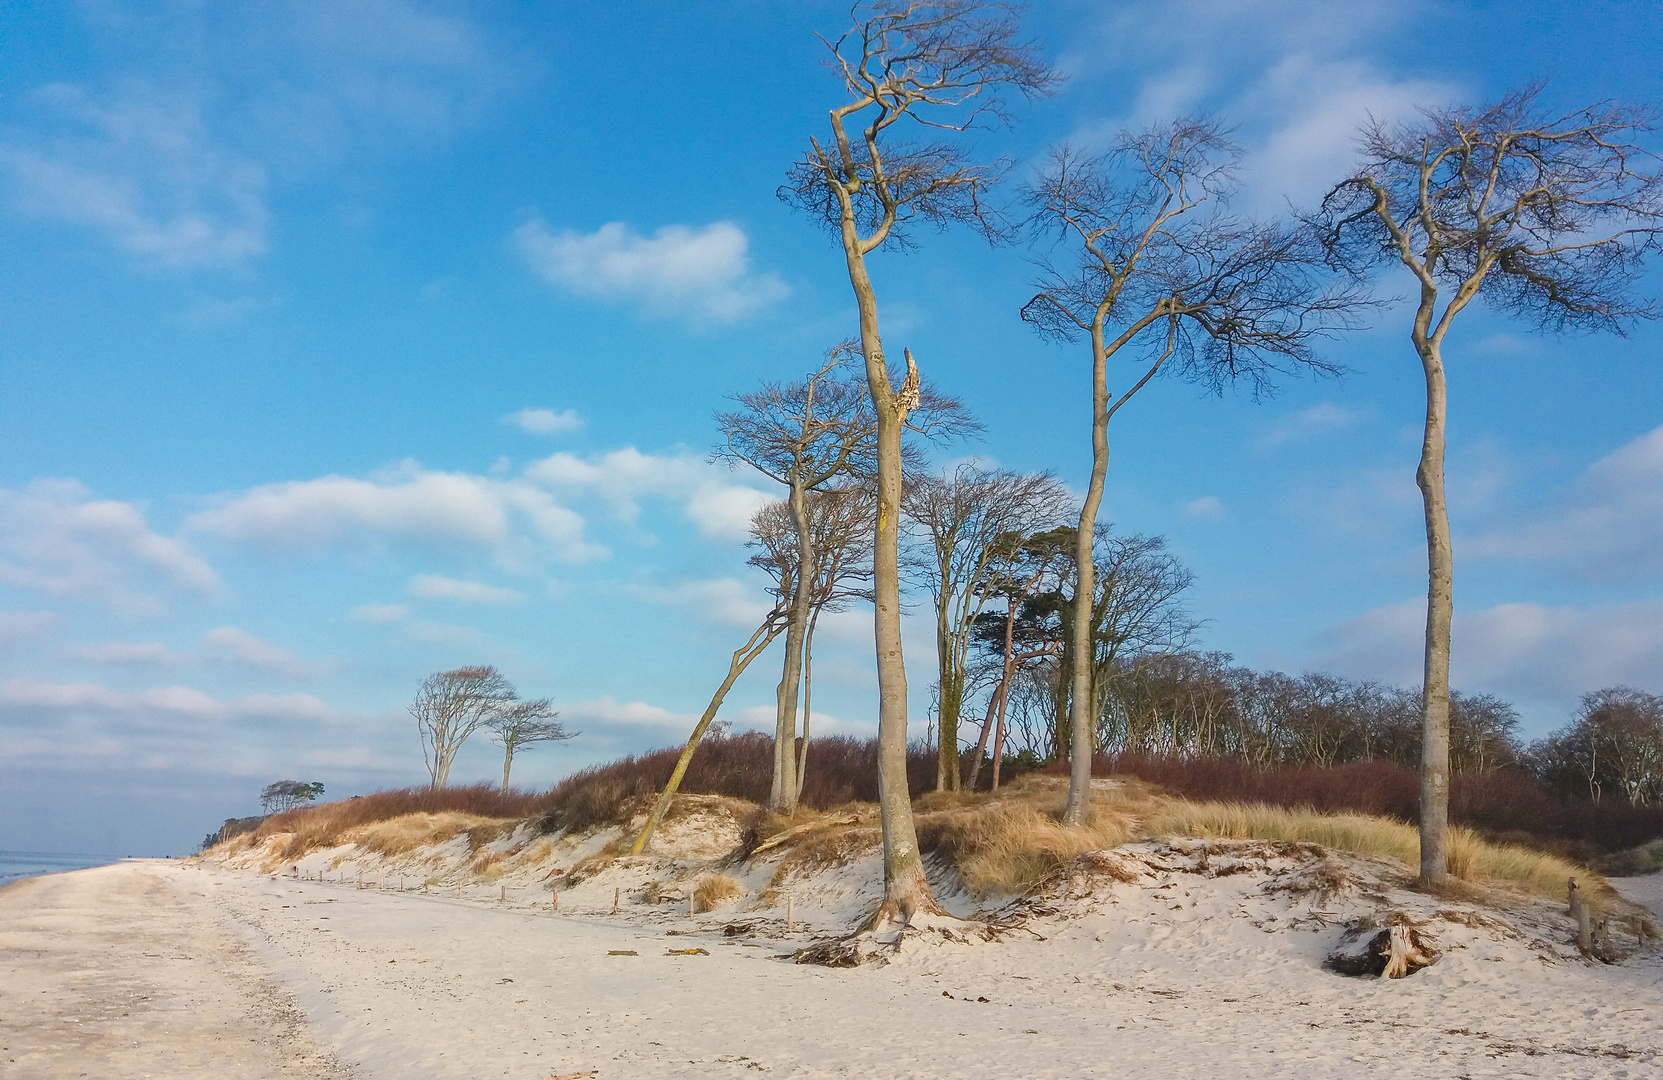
(2, 1), (1659, 856)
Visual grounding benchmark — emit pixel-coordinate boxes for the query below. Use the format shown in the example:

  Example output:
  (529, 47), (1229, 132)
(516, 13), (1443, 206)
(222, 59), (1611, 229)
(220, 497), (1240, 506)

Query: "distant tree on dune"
(410, 666), (516, 791)
(487, 698), (574, 792)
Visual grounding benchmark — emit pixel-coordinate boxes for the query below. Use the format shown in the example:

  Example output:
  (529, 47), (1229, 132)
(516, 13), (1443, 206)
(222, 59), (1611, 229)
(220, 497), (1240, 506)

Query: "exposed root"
(795, 911), (992, 967)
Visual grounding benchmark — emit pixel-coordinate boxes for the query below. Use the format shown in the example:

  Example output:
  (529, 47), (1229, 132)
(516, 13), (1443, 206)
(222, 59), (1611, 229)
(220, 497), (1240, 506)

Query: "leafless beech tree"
(410, 665), (516, 791)
(633, 490), (877, 853)
(1314, 87), (1663, 881)
(904, 466), (1072, 790)
(1023, 118), (1364, 827)
(716, 345), (875, 816)
(487, 698), (574, 792)
(781, 0), (1056, 926)
(717, 345), (966, 815)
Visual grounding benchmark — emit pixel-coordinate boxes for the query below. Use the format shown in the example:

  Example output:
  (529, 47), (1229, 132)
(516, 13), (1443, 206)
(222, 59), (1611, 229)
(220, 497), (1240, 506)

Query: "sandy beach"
(4, 858), (1662, 1079)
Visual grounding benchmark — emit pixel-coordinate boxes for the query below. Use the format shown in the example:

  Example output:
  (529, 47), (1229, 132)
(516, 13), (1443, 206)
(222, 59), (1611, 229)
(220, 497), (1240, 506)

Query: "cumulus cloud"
(526, 448), (773, 541)
(61, 640), (181, 666)
(187, 462), (602, 567)
(202, 626), (335, 678)
(504, 408), (582, 435)
(515, 219), (789, 323)
(0, 610), (60, 654)
(1312, 596), (1663, 725)
(0, 480), (219, 612)
(1465, 426), (1663, 580)
(407, 574), (523, 605)
(626, 577), (776, 628)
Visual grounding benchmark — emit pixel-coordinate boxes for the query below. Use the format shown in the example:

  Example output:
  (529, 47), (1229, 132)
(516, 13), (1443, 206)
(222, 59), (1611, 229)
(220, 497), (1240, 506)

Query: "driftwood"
(1325, 916), (1437, 978)
(750, 814), (862, 855)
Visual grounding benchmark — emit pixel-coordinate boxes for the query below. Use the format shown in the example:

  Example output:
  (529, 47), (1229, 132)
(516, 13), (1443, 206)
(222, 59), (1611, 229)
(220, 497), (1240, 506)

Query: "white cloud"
(504, 408), (582, 435)
(515, 219), (789, 323)
(525, 448), (773, 541)
(61, 641), (180, 666)
(0, 610), (60, 654)
(1257, 402), (1363, 449)
(188, 462), (603, 567)
(407, 574), (523, 605)
(1464, 426), (1663, 580)
(1182, 495), (1226, 520)
(1312, 596), (1663, 725)
(0, 480), (219, 612)
(351, 603), (410, 623)
(0, 83), (269, 267)
(627, 577), (776, 629)
(202, 626), (334, 678)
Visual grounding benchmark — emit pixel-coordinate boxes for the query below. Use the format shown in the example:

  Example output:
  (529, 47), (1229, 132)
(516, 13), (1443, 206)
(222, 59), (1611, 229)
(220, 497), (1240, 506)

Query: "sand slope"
(9, 858), (1662, 1079)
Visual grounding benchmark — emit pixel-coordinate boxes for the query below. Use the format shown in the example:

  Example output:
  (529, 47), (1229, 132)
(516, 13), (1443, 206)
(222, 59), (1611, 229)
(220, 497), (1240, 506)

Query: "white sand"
(6, 856), (1662, 1079)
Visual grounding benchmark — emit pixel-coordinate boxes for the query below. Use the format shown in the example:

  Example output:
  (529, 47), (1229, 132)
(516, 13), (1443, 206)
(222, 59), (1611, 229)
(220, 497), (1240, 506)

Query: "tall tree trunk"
(935, 612), (963, 791)
(843, 242), (942, 927)
(1414, 331), (1453, 883)
(796, 607), (821, 798)
(632, 618), (785, 855)
(771, 476), (813, 815)
(501, 743), (513, 793)
(1064, 322), (1111, 826)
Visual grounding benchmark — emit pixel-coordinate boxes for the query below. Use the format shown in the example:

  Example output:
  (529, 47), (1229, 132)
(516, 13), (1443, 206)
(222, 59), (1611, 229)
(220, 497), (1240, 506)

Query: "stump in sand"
(1325, 916), (1437, 978)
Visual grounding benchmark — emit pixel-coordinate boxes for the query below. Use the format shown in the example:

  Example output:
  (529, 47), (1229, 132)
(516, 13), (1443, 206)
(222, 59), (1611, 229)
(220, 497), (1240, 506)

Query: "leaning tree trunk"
(632, 617), (785, 855)
(1064, 322), (1111, 826)
(795, 606), (822, 798)
(770, 476), (813, 816)
(1414, 327), (1453, 883)
(844, 240), (942, 928)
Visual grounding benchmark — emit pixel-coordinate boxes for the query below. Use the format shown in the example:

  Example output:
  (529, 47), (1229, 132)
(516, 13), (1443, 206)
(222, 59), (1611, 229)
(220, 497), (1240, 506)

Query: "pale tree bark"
(1024, 125), (1359, 827)
(632, 614), (786, 855)
(771, 476), (814, 814)
(1316, 89), (1663, 879)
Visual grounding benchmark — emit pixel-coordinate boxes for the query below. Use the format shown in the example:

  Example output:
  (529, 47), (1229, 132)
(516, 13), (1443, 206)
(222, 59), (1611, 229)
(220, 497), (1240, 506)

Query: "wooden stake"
(500, 885), (506, 901)
(688, 893), (695, 918)
(379, 874), (384, 890)
(787, 896), (794, 930)
(552, 888), (558, 912)
(459, 883), (464, 899)
(612, 886), (619, 915)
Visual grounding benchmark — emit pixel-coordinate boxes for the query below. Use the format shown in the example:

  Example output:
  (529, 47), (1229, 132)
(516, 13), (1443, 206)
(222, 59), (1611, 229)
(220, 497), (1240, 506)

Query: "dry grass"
(342, 812), (511, 859)
(693, 874), (745, 912)
(917, 782), (1134, 897)
(1143, 799), (1603, 905)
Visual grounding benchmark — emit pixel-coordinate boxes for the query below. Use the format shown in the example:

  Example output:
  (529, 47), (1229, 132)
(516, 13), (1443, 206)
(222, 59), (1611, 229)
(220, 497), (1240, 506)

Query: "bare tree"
(488, 698), (574, 792)
(1314, 87), (1663, 880)
(905, 467), (1072, 790)
(410, 666), (516, 791)
(1023, 118), (1364, 828)
(781, 0), (1056, 926)
(716, 345), (875, 816)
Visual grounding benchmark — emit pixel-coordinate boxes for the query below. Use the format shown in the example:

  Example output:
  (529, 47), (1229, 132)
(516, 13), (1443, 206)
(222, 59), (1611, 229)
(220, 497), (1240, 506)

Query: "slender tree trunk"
(796, 607), (821, 799)
(1064, 322), (1111, 826)
(501, 742), (513, 792)
(1414, 330), (1453, 883)
(963, 689), (1000, 791)
(991, 675), (1013, 791)
(771, 477), (812, 816)
(632, 618), (784, 855)
(844, 240), (942, 927)
(935, 609), (962, 791)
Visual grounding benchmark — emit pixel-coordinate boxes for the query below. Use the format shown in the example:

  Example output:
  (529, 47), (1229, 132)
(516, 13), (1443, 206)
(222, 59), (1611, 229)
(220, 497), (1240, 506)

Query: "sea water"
(0, 850), (121, 888)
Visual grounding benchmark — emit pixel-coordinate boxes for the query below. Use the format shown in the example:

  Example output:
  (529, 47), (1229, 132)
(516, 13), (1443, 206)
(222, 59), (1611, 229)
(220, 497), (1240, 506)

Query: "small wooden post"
(688, 893), (695, 918)
(787, 896), (794, 931)
(379, 874), (384, 890)
(612, 887), (619, 915)
(458, 883), (463, 899)
(552, 888), (558, 912)
(357, 871), (362, 890)
(500, 885), (506, 901)
(1569, 877), (1593, 954)
(400, 876), (405, 892)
